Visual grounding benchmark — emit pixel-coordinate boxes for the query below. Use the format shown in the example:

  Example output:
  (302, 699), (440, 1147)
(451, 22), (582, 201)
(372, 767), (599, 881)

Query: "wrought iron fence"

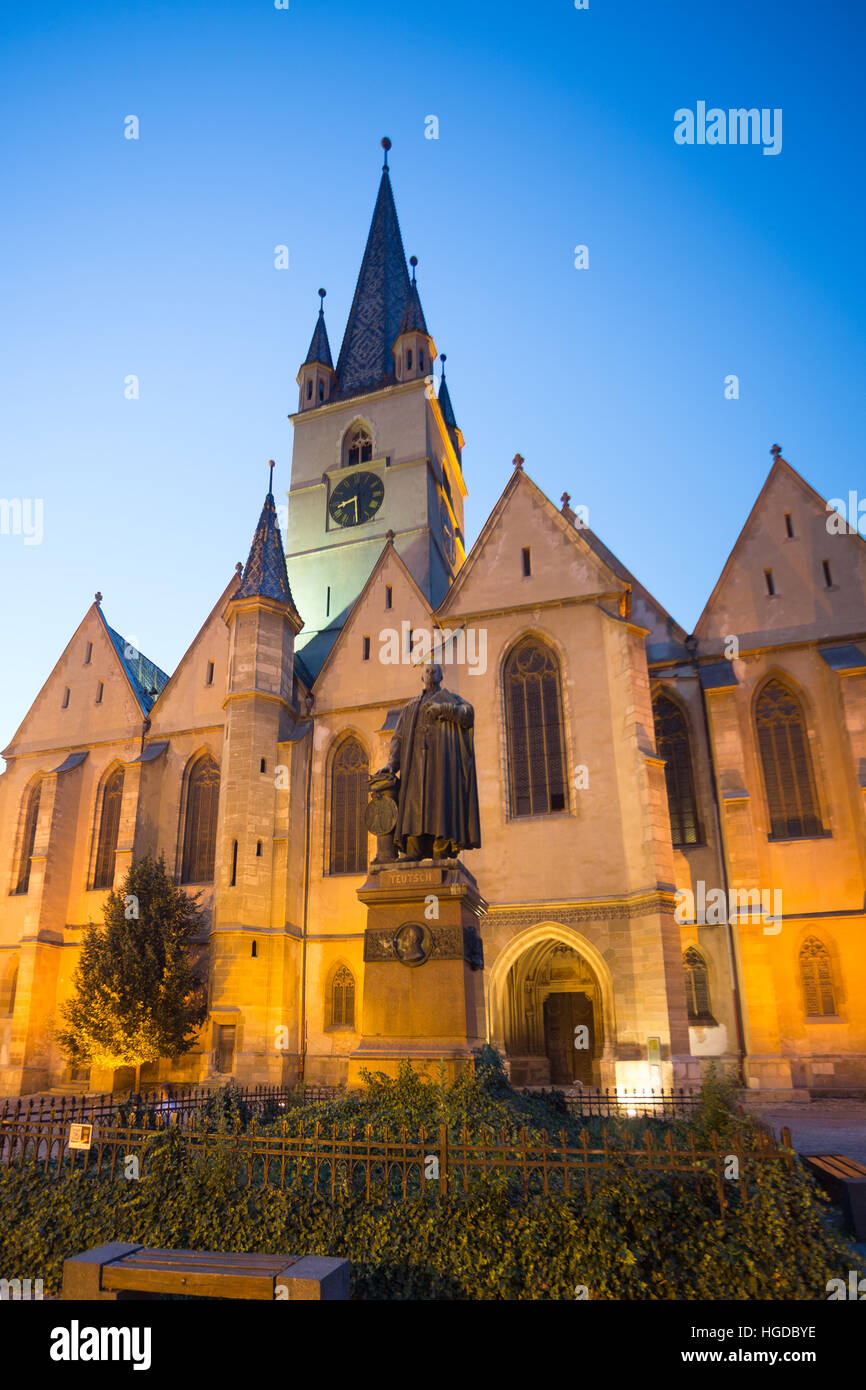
(0, 1083), (339, 1128)
(0, 1112), (795, 1210)
(520, 1086), (701, 1118)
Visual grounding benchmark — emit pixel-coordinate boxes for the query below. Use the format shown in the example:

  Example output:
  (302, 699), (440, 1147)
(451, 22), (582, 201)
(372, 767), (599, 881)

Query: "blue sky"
(1, 0), (864, 762)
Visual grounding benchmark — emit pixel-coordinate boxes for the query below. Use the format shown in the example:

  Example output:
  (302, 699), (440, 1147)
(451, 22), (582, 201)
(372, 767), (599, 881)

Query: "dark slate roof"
(437, 374), (458, 432)
(236, 492), (295, 605)
(699, 661), (739, 690)
(819, 644), (866, 672)
(51, 751), (88, 774)
(335, 169), (410, 395)
(304, 307), (333, 369)
(398, 278), (428, 337)
(127, 741), (170, 765)
(105, 624), (170, 713)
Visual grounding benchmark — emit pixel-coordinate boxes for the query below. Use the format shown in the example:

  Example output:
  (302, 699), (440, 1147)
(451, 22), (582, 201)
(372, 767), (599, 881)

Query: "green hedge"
(0, 1058), (856, 1299)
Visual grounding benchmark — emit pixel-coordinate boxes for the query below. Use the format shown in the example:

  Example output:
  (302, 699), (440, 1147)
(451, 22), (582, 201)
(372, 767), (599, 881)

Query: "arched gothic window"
(683, 947), (713, 1022)
(755, 680), (823, 839)
(181, 754), (220, 884)
(344, 424), (372, 469)
(92, 768), (124, 890)
(504, 639), (568, 817)
(329, 965), (356, 1029)
(653, 694), (700, 845)
(13, 782), (42, 895)
(799, 937), (837, 1017)
(329, 738), (368, 874)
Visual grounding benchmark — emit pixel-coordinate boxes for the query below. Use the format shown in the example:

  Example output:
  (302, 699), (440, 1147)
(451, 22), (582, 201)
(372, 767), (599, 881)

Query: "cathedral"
(2, 143), (865, 1099)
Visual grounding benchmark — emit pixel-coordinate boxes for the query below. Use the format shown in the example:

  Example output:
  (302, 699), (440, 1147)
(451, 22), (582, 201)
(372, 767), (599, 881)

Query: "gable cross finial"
(770, 443), (782, 459)
(561, 491), (571, 509)
(94, 591), (102, 604)
(513, 453), (525, 470)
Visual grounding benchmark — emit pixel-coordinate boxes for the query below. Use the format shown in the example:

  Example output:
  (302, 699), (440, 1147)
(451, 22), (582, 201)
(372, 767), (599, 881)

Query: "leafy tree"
(57, 854), (208, 1090)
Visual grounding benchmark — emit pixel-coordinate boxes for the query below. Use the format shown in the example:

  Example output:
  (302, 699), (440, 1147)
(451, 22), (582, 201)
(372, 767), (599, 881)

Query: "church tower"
(284, 138), (466, 679)
(210, 476), (304, 1083)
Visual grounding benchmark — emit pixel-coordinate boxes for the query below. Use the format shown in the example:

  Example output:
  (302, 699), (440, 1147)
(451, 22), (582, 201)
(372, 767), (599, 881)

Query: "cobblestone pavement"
(747, 1100), (866, 1163)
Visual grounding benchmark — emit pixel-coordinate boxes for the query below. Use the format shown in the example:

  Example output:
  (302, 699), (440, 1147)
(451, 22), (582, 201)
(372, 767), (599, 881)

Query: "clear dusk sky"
(1, 0), (864, 766)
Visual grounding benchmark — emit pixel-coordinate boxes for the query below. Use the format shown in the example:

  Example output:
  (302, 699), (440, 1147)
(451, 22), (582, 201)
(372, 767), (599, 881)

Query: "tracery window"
(92, 767), (124, 890)
(755, 681), (823, 839)
(345, 425), (373, 469)
(181, 754), (220, 884)
(683, 947), (713, 1022)
(653, 694), (700, 845)
(329, 965), (356, 1028)
(13, 782), (42, 895)
(799, 937), (837, 1017)
(504, 639), (568, 817)
(329, 738), (368, 874)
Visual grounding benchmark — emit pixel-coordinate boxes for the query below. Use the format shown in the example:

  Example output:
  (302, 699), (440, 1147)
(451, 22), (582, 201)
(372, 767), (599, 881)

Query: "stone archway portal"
(502, 938), (604, 1088)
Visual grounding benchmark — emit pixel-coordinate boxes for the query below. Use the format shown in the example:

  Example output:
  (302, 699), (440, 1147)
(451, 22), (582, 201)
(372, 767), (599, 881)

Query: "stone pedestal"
(348, 860), (487, 1086)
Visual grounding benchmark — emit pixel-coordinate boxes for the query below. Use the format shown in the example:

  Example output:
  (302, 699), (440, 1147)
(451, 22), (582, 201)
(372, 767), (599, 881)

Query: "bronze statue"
(376, 662), (481, 861)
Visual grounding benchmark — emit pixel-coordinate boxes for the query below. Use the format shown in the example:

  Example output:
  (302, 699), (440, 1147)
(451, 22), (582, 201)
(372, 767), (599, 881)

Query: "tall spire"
(335, 137), (411, 395)
(437, 354), (463, 460)
(304, 287), (333, 368)
(399, 256), (428, 335)
(236, 475), (295, 605)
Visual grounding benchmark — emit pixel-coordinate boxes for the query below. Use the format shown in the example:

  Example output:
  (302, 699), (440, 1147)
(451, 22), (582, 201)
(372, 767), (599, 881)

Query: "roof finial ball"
(440, 352), (447, 378)
(318, 287), (326, 310)
(381, 135), (391, 169)
(268, 459), (276, 494)
(410, 254), (418, 282)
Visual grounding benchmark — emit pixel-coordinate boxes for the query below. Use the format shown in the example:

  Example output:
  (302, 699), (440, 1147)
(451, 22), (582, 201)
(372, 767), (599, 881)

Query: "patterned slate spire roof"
(335, 167), (411, 394)
(398, 265), (428, 337)
(304, 303), (333, 369)
(437, 354), (459, 432)
(236, 490), (295, 605)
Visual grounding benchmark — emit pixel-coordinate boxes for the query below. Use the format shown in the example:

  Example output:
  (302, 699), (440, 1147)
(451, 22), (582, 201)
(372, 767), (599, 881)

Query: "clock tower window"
(345, 425), (373, 469)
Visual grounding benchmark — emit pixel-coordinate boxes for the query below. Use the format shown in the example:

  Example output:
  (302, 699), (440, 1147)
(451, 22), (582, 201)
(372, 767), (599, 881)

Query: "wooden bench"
(801, 1154), (866, 1239)
(61, 1243), (349, 1301)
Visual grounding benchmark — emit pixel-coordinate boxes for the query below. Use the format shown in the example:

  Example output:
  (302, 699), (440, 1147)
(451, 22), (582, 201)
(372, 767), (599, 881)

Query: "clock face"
(439, 499), (456, 563)
(329, 470), (384, 528)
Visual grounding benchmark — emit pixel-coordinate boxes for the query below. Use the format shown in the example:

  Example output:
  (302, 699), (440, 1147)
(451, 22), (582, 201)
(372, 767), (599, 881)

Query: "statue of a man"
(377, 662), (481, 861)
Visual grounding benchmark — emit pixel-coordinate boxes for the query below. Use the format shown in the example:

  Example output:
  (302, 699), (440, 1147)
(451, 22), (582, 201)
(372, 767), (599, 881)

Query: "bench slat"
(103, 1265), (288, 1300)
(804, 1154), (866, 1180)
(118, 1250), (296, 1273)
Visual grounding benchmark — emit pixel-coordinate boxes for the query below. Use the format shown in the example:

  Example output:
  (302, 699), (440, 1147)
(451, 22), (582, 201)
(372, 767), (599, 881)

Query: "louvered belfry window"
(800, 937), (837, 1016)
(14, 782), (42, 895)
(755, 680), (823, 839)
(93, 768), (124, 890)
(683, 947), (713, 1022)
(329, 738), (368, 874)
(330, 965), (356, 1028)
(181, 754), (220, 883)
(653, 694), (700, 845)
(505, 639), (568, 817)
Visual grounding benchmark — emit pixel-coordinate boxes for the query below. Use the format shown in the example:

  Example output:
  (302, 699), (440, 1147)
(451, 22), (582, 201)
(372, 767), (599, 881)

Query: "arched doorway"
(499, 938), (605, 1087)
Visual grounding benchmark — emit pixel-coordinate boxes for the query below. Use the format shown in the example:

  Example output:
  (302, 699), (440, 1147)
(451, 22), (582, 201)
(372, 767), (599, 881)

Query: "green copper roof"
(104, 623), (170, 713)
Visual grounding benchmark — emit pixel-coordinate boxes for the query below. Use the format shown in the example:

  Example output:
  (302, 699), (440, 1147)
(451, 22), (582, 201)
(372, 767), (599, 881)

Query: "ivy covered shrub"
(0, 1060), (855, 1299)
